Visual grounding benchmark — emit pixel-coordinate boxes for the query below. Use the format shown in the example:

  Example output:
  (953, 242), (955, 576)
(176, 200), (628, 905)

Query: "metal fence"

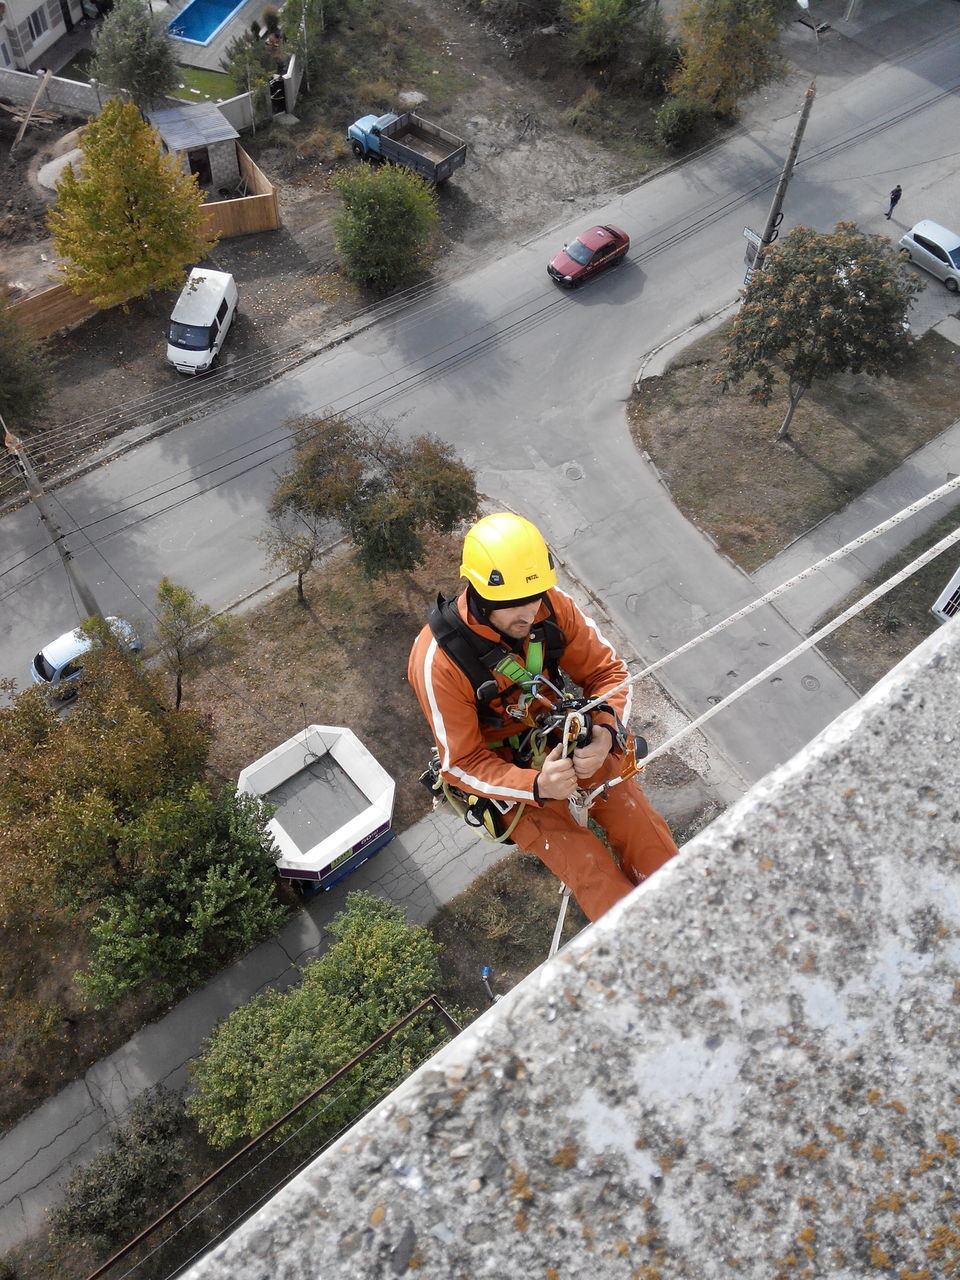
(80, 996), (462, 1280)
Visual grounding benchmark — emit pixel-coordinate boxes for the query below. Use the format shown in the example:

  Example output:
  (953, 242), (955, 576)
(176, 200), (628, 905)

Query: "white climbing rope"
(582, 518), (960, 805)
(569, 473), (960, 731)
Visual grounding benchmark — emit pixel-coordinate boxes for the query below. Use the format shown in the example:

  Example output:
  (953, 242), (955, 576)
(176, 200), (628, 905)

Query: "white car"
(30, 617), (141, 697)
(898, 220), (960, 292)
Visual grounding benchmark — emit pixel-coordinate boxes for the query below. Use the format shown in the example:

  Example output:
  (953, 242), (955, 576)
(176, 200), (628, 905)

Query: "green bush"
(49, 1088), (188, 1250)
(627, 12), (680, 95)
(76, 787), (286, 1007)
(562, 87), (605, 134)
(653, 94), (707, 151)
(187, 892), (452, 1148)
(563, 0), (632, 66)
(334, 164), (439, 292)
(476, 0), (561, 31)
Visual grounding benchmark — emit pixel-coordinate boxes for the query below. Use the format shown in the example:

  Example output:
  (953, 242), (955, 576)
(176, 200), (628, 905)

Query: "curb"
(633, 299), (739, 388)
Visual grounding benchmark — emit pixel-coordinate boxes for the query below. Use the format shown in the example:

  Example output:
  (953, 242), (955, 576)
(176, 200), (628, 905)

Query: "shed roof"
(146, 102), (239, 151)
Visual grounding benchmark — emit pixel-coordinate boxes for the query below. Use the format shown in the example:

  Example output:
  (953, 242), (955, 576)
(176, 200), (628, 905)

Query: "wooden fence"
(6, 148), (279, 339)
(200, 148), (280, 239)
(8, 285), (99, 338)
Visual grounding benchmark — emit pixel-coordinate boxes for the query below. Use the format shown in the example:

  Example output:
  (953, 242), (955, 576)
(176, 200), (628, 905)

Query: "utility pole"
(3, 415), (104, 621)
(745, 82), (817, 287)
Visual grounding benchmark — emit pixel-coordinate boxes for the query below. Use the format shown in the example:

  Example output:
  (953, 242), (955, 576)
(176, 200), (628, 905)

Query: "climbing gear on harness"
(419, 749), (522, 844)
(427, 592), (567, 726)
(460, 512), (557, 602)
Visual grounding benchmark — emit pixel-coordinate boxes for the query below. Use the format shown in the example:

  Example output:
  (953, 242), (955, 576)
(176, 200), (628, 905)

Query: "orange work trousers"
(510, 753), (678, 922)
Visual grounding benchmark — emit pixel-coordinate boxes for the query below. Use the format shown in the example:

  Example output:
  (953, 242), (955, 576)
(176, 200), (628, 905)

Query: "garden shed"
(146, 101), (241, 195)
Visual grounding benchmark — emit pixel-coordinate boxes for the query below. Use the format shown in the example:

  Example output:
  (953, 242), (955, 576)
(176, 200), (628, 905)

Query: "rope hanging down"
(546, 499), (960, 959)
(580, 518), (960, 807)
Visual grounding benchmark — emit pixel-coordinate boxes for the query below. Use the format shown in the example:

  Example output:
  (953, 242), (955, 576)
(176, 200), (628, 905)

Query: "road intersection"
(3, 3), (960, 788)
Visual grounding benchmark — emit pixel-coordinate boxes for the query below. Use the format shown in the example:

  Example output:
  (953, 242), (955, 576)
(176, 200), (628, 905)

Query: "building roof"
(146, 102), (239, 151)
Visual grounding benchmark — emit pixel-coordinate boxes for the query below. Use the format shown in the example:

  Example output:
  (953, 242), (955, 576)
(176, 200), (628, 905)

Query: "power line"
(4, 65), (959, 589)
(13, 65), (959, 492)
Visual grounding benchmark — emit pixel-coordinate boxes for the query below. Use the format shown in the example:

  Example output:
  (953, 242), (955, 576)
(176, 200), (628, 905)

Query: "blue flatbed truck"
(347, 111), (467, 185)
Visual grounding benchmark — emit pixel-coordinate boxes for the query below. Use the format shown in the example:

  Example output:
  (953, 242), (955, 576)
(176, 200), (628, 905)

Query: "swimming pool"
(168, 0), (247, 46)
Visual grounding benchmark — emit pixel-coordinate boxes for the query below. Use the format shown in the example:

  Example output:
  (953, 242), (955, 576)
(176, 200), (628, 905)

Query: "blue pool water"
(168, 0), (246, 46)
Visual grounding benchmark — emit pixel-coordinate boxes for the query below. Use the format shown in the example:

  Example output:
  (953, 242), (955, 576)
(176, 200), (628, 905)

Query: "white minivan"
(166, 268), (239, 374)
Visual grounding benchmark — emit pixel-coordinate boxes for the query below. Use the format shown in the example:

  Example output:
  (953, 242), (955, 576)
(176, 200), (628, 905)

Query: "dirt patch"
(629, 328), (960, 573)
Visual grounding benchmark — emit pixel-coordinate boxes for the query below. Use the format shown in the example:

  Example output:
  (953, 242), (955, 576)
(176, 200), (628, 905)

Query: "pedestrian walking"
(408, 512), (678, 922)
(886, 184), (902, 220)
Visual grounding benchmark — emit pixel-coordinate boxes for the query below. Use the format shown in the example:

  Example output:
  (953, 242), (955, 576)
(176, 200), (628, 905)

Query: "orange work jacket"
(407, 586), (632, 807)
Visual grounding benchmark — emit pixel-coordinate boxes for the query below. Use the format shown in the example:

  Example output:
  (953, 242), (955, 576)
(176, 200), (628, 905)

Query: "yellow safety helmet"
(460, 513), (557, 604)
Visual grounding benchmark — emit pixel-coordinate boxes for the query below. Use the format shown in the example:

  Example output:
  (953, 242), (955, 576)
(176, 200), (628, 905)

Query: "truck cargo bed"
(392, 128), (454, 163)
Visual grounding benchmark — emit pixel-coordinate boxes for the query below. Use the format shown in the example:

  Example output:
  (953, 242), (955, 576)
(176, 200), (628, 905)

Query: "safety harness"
(421, 593), (642, 843)
(426, 591), (567, 727)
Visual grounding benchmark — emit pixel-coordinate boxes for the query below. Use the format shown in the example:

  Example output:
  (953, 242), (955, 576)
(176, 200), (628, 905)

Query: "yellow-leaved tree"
(47, 98), (218, 309)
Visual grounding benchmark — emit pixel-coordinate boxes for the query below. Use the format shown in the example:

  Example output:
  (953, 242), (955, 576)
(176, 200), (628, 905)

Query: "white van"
(166, 269), (238, 374)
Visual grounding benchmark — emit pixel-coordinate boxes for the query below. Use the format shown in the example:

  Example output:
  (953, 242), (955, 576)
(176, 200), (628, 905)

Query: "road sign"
(743, 227), (762, 247)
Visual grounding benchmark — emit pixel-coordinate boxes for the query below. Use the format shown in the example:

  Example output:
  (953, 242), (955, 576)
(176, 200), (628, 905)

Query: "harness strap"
(427, 593), (566, 721)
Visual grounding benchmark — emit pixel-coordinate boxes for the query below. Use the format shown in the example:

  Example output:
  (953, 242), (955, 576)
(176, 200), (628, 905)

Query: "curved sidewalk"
(0, 815), (492, 1250)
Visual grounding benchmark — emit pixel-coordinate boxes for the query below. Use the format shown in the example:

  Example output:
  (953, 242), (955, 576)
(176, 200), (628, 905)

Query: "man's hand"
(537, 743), (579, 800)
(572, 726), (611, 779)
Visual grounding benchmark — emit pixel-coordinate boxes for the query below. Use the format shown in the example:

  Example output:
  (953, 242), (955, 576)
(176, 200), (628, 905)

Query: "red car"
(547, 224), (630, 287)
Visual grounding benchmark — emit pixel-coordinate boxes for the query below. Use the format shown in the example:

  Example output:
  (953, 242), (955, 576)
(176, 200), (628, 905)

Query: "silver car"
(898, 220), (960, 292)
(31, 617), (141, 697)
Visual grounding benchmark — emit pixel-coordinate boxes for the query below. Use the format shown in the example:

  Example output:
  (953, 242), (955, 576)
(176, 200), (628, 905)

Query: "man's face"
(487, 598), (543, 640)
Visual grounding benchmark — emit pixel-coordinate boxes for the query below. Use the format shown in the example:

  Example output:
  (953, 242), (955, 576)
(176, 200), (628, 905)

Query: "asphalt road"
(4, 14), (960, 783)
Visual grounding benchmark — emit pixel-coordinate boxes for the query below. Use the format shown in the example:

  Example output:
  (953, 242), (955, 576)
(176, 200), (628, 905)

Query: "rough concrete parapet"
(183, 619), (960, 1279)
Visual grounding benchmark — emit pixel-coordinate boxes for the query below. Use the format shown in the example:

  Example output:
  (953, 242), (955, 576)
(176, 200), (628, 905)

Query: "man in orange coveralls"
(407, 512), (678, 921)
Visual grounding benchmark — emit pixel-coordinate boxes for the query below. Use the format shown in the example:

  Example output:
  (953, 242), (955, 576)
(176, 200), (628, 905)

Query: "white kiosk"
(238, 725), (395, 889)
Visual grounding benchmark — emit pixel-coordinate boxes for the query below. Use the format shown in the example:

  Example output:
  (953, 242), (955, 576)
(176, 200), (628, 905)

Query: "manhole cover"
(565, 464), (584, 481)
(801, 675), (821, 691)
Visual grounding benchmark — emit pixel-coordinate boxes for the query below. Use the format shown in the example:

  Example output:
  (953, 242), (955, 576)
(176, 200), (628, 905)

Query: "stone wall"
(214, 90), (255, 134)
(0, 71), (272, 133)
(0, 66), (102, 115)
(181, 618), (960, 1280)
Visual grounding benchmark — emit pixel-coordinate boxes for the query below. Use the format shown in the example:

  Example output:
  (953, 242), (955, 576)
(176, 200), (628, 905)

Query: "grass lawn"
(629, 326), (960, 574)
(171, 66), (237, 102)
(628, 322), (960, 690)
(55, 51), (234, 103)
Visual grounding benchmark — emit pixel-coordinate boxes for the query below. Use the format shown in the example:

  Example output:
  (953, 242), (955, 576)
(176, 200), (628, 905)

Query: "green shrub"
(627, 12), (680, 96)
(653, 94), (707, 151)
(562, 87), (605, 133)
(76, 787), (286, 1007)
(49, 1088), (188, 1251)
(187, 892), (452, 1148)
(563, 0), (632, 66)
(334, 164), (439, 292)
